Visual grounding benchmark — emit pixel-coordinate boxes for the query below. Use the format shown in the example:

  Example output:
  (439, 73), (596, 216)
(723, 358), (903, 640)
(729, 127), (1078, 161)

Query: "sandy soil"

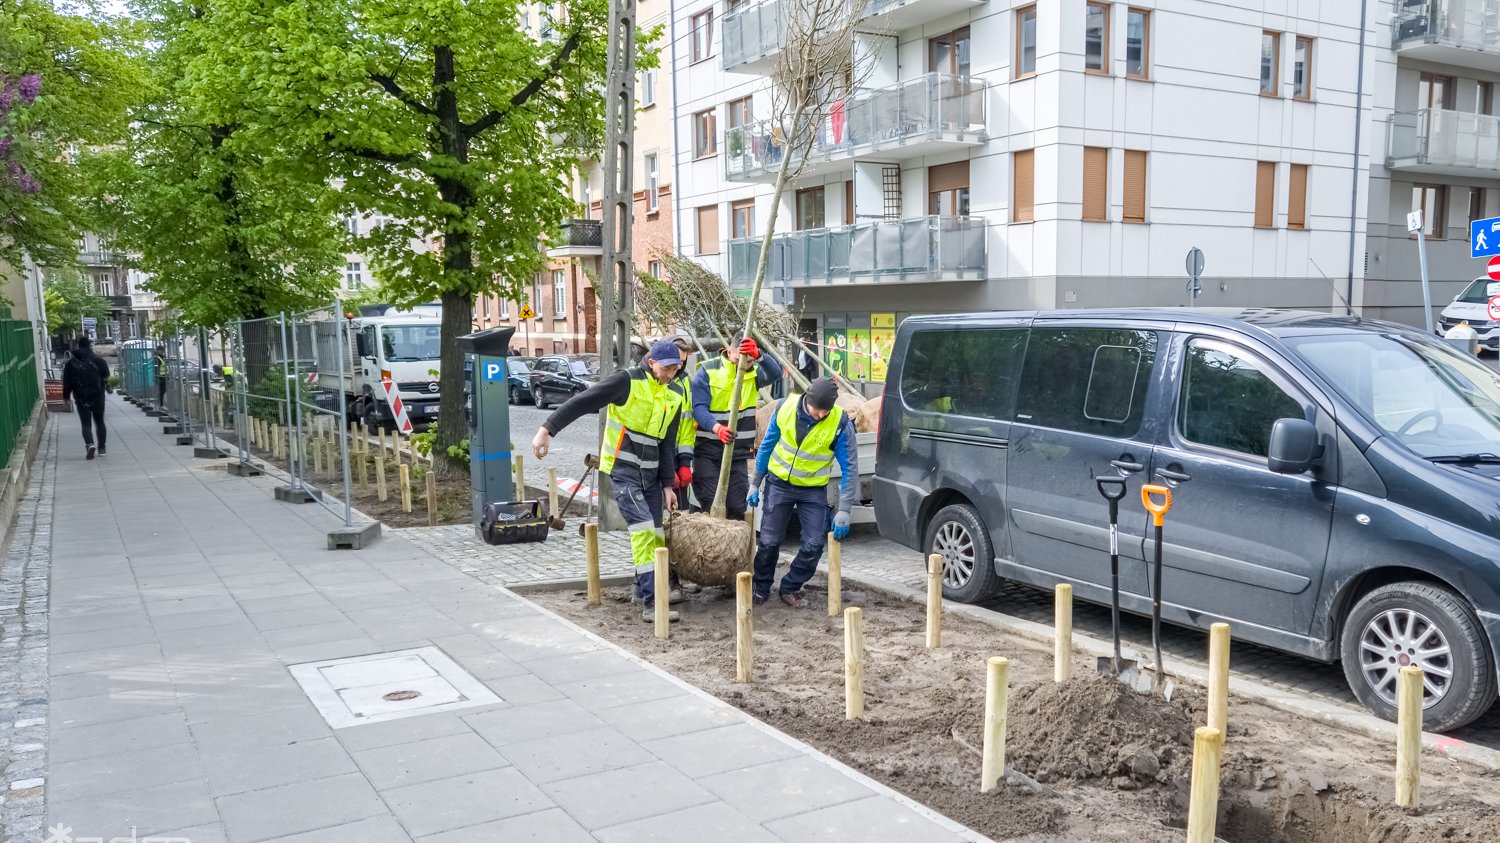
(531, 576), (1500, 843)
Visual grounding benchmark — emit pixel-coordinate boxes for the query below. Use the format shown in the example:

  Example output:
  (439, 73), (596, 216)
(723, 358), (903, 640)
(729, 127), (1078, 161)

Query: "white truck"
(311, 307), (445, 430)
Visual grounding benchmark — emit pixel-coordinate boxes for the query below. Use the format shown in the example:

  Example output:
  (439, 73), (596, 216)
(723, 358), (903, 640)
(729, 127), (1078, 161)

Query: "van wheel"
(1340, 582), (1497, 733)
(924, 503), (1002, 603)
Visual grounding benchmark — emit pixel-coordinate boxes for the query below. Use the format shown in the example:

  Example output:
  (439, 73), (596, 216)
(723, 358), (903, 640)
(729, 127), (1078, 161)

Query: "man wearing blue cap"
(533, 341), (686, 622)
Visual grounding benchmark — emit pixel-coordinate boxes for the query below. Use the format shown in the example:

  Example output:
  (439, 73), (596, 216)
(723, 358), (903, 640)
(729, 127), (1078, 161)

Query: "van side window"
(900, 328), (1027, 422)
(1015, 328), (1158, 436)
(1178, 340), (1304, 457)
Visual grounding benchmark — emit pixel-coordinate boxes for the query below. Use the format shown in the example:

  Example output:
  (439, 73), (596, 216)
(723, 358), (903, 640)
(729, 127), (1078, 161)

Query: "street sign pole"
(1185, 247), (1205, 308)
(1411, 210), (1434, 334)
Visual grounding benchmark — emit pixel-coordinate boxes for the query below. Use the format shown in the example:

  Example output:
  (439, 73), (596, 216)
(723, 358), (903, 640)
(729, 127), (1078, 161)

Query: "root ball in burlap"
(667, 512), (753, 587)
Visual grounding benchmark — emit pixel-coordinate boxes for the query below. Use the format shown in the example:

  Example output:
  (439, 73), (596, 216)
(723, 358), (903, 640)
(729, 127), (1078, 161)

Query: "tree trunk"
(430, 44), (475, 481)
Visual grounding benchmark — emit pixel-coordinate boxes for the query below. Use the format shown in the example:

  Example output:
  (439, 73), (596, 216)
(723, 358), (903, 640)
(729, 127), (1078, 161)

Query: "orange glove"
(676, 466), (693, 489)
(739, 338), (761, 359)
(713, 424), (733, 444)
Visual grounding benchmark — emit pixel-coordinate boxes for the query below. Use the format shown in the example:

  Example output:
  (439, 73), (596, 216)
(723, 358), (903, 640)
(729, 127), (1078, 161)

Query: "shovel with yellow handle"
(1141, 483), (1176, 698)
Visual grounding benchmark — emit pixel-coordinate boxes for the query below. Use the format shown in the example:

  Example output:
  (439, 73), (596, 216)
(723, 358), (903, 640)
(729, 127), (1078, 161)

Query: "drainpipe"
(1344, 0), (1371, 316)
(668, 0), (684, 257)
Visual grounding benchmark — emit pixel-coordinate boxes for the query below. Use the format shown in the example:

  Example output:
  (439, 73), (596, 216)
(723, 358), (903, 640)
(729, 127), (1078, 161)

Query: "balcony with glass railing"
(1388, 108), (1500, 175)
(1392, 0), (1500, 68)
(723, 0), (987, 73)
(864, 0), (988, 32)
(724, 74), (987, 183)
(727, 215), (987, 288)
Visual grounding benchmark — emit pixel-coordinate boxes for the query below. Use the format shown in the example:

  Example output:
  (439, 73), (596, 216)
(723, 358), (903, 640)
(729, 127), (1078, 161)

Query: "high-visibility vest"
(696, 358), (760, 455)
(599, 368), (684, 477)
(666, 374), (695, 466)
(768, 396), (844, 487)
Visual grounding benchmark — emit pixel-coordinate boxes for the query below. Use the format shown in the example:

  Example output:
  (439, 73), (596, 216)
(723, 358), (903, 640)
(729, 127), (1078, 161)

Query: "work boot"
(641, 605), (681, 623)
(779, 590), (808, 609)
(667, 572), (685, 604)
(752, 593), (768, 607)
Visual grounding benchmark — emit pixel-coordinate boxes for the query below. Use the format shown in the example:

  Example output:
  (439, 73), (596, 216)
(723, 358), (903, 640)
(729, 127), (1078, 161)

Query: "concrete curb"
(841, 572), (1500, 775)
(0, 404), (46, 546)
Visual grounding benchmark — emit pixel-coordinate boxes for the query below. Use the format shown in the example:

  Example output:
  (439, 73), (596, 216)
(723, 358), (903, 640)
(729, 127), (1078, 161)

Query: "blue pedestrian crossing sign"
(1471, 217), (1500, 257)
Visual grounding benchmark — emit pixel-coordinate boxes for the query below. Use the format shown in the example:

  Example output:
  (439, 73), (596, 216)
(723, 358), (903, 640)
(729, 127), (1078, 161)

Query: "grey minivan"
(876, 308), (1500, 731)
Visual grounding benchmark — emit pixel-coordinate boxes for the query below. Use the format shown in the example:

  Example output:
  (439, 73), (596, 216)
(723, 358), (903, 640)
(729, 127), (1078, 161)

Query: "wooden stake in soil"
(736, 571), (753, 683)
(1207, 622), (1231, 736)
(1184, 726), (1224, 843)
(548, 467), (559, 516)
(426, 471), (438, 527)
(1054, 583), (1073, 683)
(980, 656), (1010, 793)
(926, 554), (943, 649)
(375, 455), (388, 502)
(399, 463), (412, 513)
(513, 454), (525, 498)
(844, 607), (864, 720)
(324, 439), (336, 478)
(269, 424), (280, 459)
(378, 427), (388, 461)
(584, 523), (601, 606)
(1396, 665), (1423, 808)
(654, 547), (670, 639)
(313, 437), (325, 476)
(357, 451), (368, 489)
(827, 532), (842, 617)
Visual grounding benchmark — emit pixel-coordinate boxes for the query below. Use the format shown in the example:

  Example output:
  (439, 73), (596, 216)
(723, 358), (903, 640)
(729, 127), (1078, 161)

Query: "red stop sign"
(1488, 255), (1500, 281)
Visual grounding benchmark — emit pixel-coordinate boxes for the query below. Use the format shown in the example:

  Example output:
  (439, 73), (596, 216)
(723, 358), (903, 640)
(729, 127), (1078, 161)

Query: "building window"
(929, 27), (972, 77)
(731, 198), (755, 239)
(696, 204), (720, 255)
(581, 173), (592, 216)
(641, 68), (657, 107)
(1082, 147), (1108, 221)
(1477, 82), (1494, 115)
(693, 108), (717, 158)
(1254, 161), (1276, 229)
(1126, 8), (1150, 79)
(844, 180), (855, 225)
(1013, 150), (1035, 223)
(797, 187), (826, 230)
(1085, 3), (1109, 73)
(345, 261), (364, 289)
(1016, 6), (1038, 78)
(645, 153), (660, 212)
(1470, 187), (1486, 225)
(929, 161), (971, 217)
(648, 260), (663, 279)
(1260, 31), (1279, 96)
(345, 215), (359, 235)
(553, 270), (567, 317)
(691, 10), (713, 63)
(1413, 184), (1447, 239)
(726, 96), (752, 130)
(1293, 37), (1313, 100)
(1123, 150), (1147, 223)
(1288, 164), (1308, 230)
(499, 298), (509, 318)
(1420, 72), (1456, 110)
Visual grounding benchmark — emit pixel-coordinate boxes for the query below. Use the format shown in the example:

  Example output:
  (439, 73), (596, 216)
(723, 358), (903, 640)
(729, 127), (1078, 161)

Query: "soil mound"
(1004, 674), (1198, 786)
(666, 512), (752, 587)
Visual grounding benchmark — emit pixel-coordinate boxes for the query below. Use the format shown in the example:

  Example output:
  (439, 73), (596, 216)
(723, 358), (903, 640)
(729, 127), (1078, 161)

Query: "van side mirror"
(355, 333), (370, 358)
(1267, 418), (1318, 474)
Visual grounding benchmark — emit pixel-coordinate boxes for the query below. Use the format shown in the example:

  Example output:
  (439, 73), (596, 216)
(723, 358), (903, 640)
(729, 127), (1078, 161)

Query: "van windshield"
(1454, 278), (1492, 304)
(381, 325), (442, 362)
(1287, 332), (1500, 458)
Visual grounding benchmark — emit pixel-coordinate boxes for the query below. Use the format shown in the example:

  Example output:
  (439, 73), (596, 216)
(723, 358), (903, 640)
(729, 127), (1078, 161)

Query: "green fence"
(0, 315), (40, 469)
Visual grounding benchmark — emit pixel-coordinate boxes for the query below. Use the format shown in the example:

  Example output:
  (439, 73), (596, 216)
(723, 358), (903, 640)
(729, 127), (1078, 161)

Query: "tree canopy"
(42, 266), (108, 338)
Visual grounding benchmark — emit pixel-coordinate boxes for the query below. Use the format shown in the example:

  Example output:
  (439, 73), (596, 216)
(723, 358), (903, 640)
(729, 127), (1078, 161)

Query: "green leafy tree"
(0, 0), (142, 268)
(42, 268), (109, 340)
(233, 0), (629, 475)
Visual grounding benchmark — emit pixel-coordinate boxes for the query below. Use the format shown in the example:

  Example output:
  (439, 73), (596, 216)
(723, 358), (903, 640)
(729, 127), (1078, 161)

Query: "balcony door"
(929, 28), (971, 78)
(797, 187), (826, 230)
(929, 162), (970, 217)
(1419, 73), (1458, 162)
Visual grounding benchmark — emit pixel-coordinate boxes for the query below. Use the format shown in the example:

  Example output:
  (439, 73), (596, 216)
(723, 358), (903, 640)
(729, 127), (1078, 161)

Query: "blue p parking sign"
(482, 361), (506, 382)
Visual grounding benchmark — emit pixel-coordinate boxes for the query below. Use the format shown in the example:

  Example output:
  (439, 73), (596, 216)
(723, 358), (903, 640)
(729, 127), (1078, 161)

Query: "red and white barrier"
(379, 377), (414, 435)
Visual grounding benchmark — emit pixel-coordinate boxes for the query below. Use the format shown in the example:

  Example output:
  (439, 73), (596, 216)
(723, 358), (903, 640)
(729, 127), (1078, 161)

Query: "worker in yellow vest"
(746, 379), (857, 608)
(689, 337), (782, 520)
(532, 341), (686, 622)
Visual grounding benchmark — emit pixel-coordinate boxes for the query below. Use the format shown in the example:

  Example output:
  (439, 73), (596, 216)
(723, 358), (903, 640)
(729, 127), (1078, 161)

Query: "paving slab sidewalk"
(6, 396), (981, 843)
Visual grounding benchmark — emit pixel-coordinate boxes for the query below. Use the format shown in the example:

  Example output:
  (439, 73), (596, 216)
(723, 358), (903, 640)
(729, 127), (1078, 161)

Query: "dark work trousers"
(751, 477), (831, 599)
(611, 469), (667, 606)
(76, 396), (107, 450)
(689, 448), (749, 521)
(157, 376), (167, 406)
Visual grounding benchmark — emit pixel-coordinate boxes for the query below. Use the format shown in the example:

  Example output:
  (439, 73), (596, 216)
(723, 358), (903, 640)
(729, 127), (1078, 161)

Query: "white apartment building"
(669, 0), (1500, 368)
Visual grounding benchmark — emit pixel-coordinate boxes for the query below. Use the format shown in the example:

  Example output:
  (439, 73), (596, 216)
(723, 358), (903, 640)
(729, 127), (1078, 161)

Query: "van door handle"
(1110, 459), (1144, 473)
(1156, 467), (1192, 483)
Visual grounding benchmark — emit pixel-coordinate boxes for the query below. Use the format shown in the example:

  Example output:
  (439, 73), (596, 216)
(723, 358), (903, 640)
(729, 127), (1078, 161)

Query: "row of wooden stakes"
(578, 527), (1432, 843)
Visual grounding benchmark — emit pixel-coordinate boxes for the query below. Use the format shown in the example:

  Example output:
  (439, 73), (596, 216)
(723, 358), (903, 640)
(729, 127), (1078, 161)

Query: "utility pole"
(596, 0), (637, 530)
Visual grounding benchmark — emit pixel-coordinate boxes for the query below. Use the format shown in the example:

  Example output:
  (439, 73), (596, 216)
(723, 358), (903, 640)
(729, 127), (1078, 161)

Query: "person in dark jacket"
(689, 337), (782, 521)
(62, 337), (111, 459)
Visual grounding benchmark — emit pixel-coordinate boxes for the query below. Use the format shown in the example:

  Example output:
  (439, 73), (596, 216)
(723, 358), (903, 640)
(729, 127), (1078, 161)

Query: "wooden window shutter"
(1083, 147), (1108, 221)
(929, 161), (970, 193)
(1287, 164), (1308, 230)
(1013, 150), (1035, 223)
(1123, 150), (1146, 222)
(696, 205), (720, 255)
(1254, 161), (1275, 229)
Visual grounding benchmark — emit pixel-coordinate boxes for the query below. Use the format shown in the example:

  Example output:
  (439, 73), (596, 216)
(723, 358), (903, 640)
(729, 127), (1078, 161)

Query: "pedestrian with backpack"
(62, 336), (111, 459)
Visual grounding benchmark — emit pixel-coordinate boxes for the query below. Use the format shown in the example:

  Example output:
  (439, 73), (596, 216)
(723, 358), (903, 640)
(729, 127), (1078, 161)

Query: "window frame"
(796, 186), (827, 231)
(690, 10), (714, 64)
(1085, 2), (1111, 75)
(1122, 149), (1147, 223)
(499, 297), (509, 318)
(1260, 31), (1280, 97)
(731, 197), (756, 239)
(1469, 186), (1486, 226)
(696, 204), (721, 255)
(553, 270), (567, 318)
(1015, 5), (1039, 79)
(1082, 146), (1108, 222)
(693, 108), (717, 159)
(1412, 184), (1448, 239)
(1292, 36), (1313, 101)
(648, 260), (664, 279)
(641, 67), (657, 107)
(644, 152), (660, 213)
(928, 27), (972, 77)
(1287, 163), (1308, 231)
(1172, 337), (1311, 462)
(345, 261), (364, 290)
(726, 95), (753, 130)
(1125, 8), (1151, 80)
(1254, 161), (1277, 230)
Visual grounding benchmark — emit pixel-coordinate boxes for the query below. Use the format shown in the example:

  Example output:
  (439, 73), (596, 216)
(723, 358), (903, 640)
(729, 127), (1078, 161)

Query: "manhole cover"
(289, 646), (502, 728)
(383, 690), (422, 702)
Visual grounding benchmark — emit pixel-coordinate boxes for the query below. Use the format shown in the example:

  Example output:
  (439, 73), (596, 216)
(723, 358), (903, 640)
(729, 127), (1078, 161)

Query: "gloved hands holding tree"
(738, 338), (760, 359)
(832, 511), (851, 541)
(712, 423), (733, 444)
(747, 476), (761, 509)
(676, 466), (693, 489)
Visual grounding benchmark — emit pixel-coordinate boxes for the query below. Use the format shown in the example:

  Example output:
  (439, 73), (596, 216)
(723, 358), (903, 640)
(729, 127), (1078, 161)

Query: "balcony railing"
(725, 74), (987, 182)
(1392, 0), (1500, 53)
(1388, 108), (1500, 171)
(723, 0), (786, 72)
(547, 219), (603, 256)
(727, 215), (987, 288)
(78, 250), (124, 266)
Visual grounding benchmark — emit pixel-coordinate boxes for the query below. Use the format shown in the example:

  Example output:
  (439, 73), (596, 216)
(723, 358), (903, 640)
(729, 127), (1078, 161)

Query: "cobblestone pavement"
(0, 420), (53, 842)
(400, 524), (634, 586)
(510, 405), (600, 502)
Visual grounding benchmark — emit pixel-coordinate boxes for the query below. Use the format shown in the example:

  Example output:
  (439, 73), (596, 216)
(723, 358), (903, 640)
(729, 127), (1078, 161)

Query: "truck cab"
(348, 314), (444, 428)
